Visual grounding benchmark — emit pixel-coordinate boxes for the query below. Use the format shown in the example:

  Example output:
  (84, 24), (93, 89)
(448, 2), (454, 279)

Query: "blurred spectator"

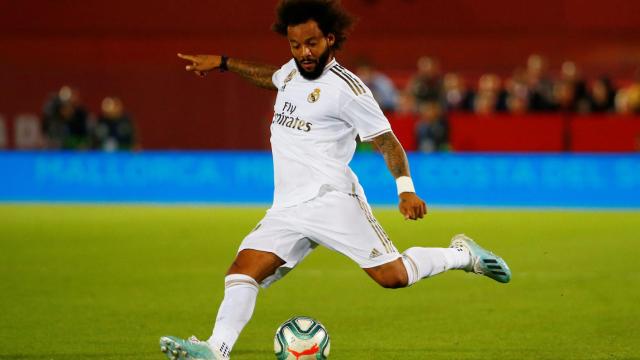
(473, 74), (507, 114)
(627, 68), (640, 113)
(406, 56), (444, 106)
(526, 54), (555, 111)
(396, 91), (417, 115)
(355, 60), (398, 112)
(505, 67), (530, 100)
(551, 80), (578, 112)
(588, 77), (616, 113)
(0, 115), (7, 149)
(504, 67), (530, 114)
(443, 73), (473, 111)
(474, 92), (497, 115)
(14, 114), (43, 150)
(388, 92), (418, 150)
(415, 101), (448, 152)
(615, 89), (633, 114)
(506, 94), (528, 115)
(558, 61), (590, 113)
(92, 97), (136, 151)
(42, 86), (91, 150)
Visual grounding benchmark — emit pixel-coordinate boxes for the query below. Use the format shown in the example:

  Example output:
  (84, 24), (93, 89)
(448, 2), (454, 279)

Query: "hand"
(398, 192), (427, 220)
(177, 53), (222, 77)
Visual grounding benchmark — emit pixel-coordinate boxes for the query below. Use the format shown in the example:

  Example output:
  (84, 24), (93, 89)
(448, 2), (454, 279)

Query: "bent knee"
(377, 274), (408, 289)
(365, 259), (409, 289)
(226, 249), (285, 283)
(372, 268), (408, 289)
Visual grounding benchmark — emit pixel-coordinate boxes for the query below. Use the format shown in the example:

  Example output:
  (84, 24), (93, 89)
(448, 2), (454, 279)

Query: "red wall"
(570, 115), (640, 152)
(450, 113), (640, 152)
(1, 0), (640, 149)
(450, 113), (568, 152)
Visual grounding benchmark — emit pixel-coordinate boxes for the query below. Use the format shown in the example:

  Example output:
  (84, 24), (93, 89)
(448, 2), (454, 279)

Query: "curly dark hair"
(272, 0), (355, 50)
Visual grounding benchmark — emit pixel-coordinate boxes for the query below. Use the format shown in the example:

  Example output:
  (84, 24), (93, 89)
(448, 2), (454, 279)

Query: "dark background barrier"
(2, 0), (640, 150)
(448, 113), (640, 152)
(570, 115), (640, 151)
(449, 113), (567, 152)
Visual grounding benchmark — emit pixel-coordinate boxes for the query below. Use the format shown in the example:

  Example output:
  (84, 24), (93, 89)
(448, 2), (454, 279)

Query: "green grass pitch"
(1, 205), (638, 360)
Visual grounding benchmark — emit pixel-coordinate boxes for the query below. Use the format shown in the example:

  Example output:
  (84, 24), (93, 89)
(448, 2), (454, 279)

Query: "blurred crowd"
(356, 54), (640, 152)
(4, 56), (639, 152)
(41, 86), (136, 151)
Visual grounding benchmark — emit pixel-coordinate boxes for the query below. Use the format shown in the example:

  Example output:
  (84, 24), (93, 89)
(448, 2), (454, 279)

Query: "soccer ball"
(274, 316), (330, 360)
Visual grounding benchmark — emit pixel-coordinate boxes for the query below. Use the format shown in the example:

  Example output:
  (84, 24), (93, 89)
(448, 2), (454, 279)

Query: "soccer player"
(163, 1), (511, 359)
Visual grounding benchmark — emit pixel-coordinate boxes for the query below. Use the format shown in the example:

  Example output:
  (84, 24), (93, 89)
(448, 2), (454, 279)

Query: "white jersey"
(269, 58), (391, 208)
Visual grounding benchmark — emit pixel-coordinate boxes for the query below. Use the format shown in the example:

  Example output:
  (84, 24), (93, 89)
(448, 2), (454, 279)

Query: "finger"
(416, 206), (424, 219)
(177, 53), (197, 62)
(401, 207), (410, 220)
(422, 202), (428, 215)
(407, 208), (416, 220)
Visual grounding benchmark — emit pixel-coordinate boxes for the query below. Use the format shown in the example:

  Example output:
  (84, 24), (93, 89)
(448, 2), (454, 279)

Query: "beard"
(294, 47), (332, 80)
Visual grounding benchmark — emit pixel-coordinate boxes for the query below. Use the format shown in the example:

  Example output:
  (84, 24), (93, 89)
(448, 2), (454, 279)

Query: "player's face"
(287, 20), (335, 80)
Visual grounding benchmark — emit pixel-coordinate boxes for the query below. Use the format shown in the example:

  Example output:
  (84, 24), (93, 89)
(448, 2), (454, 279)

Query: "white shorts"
(239, 188), (401, 287)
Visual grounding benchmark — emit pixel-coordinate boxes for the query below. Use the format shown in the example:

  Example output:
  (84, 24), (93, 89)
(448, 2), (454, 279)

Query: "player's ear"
(326, 34), (335, 47)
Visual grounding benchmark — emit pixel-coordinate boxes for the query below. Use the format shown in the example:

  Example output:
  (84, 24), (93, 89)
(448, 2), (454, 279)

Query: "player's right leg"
(160, 249), (284, 360)
(205, 249), (285, 358)
(160, 209), (313, 360)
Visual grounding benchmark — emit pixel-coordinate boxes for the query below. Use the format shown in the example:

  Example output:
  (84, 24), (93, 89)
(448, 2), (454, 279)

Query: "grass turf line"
(0, 205), (638, 360)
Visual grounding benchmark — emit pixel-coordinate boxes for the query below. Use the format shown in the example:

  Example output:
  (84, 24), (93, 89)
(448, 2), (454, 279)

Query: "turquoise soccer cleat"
(450, 234), (511, 283)
(159, 335), (226, 360)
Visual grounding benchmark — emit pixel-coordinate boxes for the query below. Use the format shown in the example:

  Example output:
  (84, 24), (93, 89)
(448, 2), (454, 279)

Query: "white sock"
(207, 274), (259, 357)
(402, 247), (470, 286)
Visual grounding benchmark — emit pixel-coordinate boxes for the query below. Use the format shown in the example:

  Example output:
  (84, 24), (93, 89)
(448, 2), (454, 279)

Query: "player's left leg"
(301, 189), (510, 289)
(366, 234), (511, 288)
(363, 257), (408, 288)
(364, 245), (471, 288)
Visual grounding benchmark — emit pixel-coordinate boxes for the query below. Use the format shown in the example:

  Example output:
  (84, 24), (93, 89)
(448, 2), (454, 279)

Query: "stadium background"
(2, 0), (640, 150)
(2, 0), (640, 207)
(1, 1), (640, 360)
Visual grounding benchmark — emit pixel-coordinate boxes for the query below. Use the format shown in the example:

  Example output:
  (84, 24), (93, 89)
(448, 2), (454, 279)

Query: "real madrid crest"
(307, 88), (321, 103)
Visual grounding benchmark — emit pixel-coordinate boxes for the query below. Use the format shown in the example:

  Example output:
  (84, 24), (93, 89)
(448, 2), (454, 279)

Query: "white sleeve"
(341, 93), (392, 141)
(271, 61), (293, 88)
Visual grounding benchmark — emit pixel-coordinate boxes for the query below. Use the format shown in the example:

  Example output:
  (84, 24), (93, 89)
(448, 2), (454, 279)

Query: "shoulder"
(280, 58), (296, 71)
(325, 63), (369, 98)
(276, 59), (297, 77)
(273, 59), (299, 87)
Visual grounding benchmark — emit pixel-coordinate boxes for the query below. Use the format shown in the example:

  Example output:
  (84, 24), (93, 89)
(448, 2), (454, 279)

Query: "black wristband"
(219, 55), (229, 72)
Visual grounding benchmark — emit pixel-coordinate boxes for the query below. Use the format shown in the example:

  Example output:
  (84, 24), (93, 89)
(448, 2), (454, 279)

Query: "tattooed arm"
(227, 58), (279, 90)
(371, 131), (427, 220)
(177, 53), (278, 91)
(372, 131), (410, 178)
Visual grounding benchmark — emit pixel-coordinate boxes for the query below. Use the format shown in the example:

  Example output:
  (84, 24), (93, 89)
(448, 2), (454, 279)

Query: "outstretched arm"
(371, 131), (427, 220)
(177, 53), (278, 91)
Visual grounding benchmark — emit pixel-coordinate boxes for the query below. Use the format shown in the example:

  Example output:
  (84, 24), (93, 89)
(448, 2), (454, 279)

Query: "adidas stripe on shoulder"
(330, 65), (366, 96)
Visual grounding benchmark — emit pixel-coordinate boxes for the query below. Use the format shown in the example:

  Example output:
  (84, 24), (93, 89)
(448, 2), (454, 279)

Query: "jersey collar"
(322, 58), (338, 74)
